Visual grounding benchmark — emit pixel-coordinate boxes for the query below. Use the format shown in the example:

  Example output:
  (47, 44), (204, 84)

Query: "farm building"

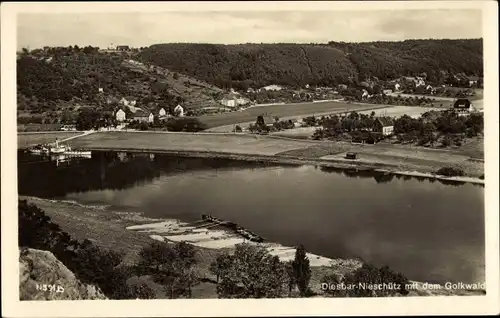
(373, 117), (394, 136)
(159, 108), (167, 117)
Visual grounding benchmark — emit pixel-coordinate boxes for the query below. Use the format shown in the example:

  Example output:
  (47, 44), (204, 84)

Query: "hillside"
(17, 47), (224, 123)
(19, 248), (107, 300)
(138, 39), (483, 89)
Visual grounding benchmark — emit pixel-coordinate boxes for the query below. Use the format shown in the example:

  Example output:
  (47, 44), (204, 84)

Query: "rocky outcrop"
(19, 248), (107, 300)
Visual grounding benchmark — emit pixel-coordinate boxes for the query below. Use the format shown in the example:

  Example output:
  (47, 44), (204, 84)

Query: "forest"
(138, 39), (483, 89)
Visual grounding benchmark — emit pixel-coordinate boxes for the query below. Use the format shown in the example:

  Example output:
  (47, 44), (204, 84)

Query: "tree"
(216, 243), (288, 298)
(341, 263), (410, 297)
(291, 245), (311, 296)
(137, 241), (198, 299)
(209, 253), (233, 284)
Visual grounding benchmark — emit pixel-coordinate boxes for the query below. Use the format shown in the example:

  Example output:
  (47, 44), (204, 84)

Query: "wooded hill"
(138, 39), (483, 89)
(17, 47), (224, 122)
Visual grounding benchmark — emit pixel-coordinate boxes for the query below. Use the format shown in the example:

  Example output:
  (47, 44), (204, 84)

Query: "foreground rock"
(19, 248), (107, 300)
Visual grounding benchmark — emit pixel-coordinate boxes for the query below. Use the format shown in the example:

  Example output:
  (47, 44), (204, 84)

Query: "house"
(132, 110), (154, 123)
(382, 89), (393, 95)
(236, 97), (250, 106)
(159, 108), (167, 117)
(361, 89), (369, 99)
(260, 84), (282, 91)
(120, 96), (137, 107)
(115, 109), (126, 122)
(372, 117), (394, 136)
(453, 99), (474, 116)
(220, 98), (236, 107)
(116, 45), (130, 51)
(394, 83), (401, 91)
(468, 76), (480, 87)
(174, 104), (184, 117)
(98, 87), (104, 93)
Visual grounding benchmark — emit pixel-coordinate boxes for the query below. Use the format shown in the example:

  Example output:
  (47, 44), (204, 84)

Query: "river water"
(18, 151), (484, 285)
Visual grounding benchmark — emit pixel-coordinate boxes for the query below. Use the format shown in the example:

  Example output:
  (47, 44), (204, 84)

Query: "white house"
(120, 96), (137, 107)
(394, 83), (401, 91)
(382, 89), (393, 95)
(236, 97), (250, 106)
(98, 87), (104, 93)
(220, 98), (236, 107)
(174, 105), (184, 117)
(260, 84), (282, 91)
(159, 108), (166, 117)
(115, 109), (126, 122)
(361, 89), (369, 99)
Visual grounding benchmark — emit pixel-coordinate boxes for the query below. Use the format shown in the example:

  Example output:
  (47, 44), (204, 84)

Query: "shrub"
(436, 167), (465, 177)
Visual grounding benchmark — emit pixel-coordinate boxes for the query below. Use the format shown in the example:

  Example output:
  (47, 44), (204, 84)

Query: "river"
(17, 151), (484, 285)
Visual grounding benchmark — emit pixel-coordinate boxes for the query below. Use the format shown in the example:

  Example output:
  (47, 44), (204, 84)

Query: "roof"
(375, 117), (394, 127)
(454, 99), (471, 108)
(132, 109), (151, 117)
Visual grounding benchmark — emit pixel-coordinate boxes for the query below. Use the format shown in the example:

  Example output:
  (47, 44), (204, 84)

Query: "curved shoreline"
(80, 147), (484, 185)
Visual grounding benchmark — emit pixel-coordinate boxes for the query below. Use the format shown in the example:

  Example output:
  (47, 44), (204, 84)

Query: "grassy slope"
(17, 132), (83, 148)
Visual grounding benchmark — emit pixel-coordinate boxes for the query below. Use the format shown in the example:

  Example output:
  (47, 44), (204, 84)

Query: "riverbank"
(22, 131), (483, 184)
(18, 196), (485, 297)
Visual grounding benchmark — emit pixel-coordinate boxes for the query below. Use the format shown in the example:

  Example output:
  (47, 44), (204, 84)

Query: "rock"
(19, 248), (107, 300)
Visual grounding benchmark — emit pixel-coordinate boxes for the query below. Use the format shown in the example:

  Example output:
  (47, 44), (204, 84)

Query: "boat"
(28, 144), (50, 155)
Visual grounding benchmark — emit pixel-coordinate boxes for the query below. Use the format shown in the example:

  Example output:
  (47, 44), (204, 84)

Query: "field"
(198, 101), (387, 129)
(17, 132), (83, 148)
(66, 131), (315, 156)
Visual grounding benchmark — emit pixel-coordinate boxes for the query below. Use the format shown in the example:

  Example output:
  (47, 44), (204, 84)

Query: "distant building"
(159, 108), (167, 117)
(115, 109), (126, 122)
(394, 83), (401, 91)
(116, 45), (130, 51)
(453, 99), (474, 116)
(236, 97), (250, 106)
(220, 98), (236, 107)
(468, 76), (480, 87)
(174, 104), (184, 117)
(260, 84), (282, 91)
(120, 96), (137, 107)
(132, 110), (154, 123)
(98, 87), (104, 93)
(382, 89), (393, 95)
(373, 117), (394, 136)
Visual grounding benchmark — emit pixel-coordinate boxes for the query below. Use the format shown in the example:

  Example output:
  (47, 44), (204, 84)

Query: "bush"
(436, 167), (465, 177)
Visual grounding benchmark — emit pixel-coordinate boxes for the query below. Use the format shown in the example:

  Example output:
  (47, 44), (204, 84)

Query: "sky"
(17, 9), (483, 50)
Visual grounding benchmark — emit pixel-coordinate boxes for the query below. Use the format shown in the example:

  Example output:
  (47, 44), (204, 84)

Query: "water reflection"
(18, 151), (482, 198)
